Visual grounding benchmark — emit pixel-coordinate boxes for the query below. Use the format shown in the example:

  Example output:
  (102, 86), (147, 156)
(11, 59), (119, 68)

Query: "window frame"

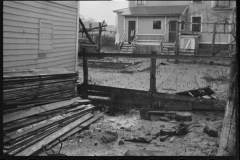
(136, 0), (145, 6)
(191, 15), (202, 32)
(39, 19), (54, 53)
(153, 21), (161, 30)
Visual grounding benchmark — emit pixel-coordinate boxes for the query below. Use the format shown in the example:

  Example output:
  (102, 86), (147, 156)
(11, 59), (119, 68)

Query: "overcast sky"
(79, 1), (129, 26)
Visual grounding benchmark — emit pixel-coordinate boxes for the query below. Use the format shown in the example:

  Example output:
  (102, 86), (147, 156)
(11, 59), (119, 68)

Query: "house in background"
(3, 1), (79, 72)
(113, 0), (236, 54)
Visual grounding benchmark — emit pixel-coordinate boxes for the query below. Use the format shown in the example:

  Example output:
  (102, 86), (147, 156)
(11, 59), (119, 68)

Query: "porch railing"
(118, 31), (125, 51)
(131, 35), (138, 53)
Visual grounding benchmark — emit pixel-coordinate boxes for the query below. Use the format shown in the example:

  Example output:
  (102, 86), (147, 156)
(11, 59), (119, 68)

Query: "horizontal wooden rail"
(78, 52), (235, 61)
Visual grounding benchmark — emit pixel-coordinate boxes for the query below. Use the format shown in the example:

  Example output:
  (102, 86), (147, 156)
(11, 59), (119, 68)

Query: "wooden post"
(82, 48), (88, 85)
(150, 51), (157, 93)
(175, 21), (179, 56)
(211, 23), (216, 56)
(98, 22), (102, 53)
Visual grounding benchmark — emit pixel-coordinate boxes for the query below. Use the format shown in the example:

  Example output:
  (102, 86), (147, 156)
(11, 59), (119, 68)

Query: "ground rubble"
(46, 109), (224, 156)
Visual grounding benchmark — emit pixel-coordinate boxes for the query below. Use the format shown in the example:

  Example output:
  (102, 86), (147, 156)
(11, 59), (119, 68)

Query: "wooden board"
(16, 113), (93, 156)
(3, 98), (90, 123)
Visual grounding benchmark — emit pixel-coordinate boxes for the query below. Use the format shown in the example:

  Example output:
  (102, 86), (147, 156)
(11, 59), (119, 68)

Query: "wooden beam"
(82, 48), (88, 85)
(79, 18), (94, 44)
(175, 21), (179, 55)
(98, 22), (102, 52)
(16, 113), (93, 156)
(211, 23), (216, 56)
(3, 98), (90, 124)
(150, 51), (157, 93)
(79, 53), (235, 61)
(45, 113), (104, 151)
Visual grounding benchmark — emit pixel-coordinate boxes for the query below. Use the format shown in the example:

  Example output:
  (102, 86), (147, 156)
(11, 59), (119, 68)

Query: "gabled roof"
(120, 5), (188, 16)
(113, 8), (128, 13)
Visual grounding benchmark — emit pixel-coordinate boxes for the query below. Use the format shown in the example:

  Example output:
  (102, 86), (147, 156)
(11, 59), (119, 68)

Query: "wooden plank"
(41, 34), (52, 40)
(82, 49), (88, 84)
(16, 113), (92, 156)
(3, 55), (37, 62)
(21, 1), (77, 16)
(53, 39), (76, 44)
(40, 28), (52, 34)
(41, 40), (52, 45)
(3, 19), (39, 29)
(54, 30), (76, 35)
(148, 111), (176, 114)
(3, 98), (90, 123)
(3, 26), (38, 34)
(12, 1), (77, 20)
(3, 44), (38, 50)
(53, 43), (76, 48)
(3, 31), (38, 39)
(3, 6), (76, 24)
(150, 51), (156, 92)
(37, 54), (75, 64)
(3, 38), (39, 44)
(4, 105), (93, 143)
(38, 1), (77, 12)
(3, 47), (75, 56)
(40, 44), (52, 50)
(53, 34), (76, 39)
(54, 25), (77, 31)
(45, 113), (104, 150)
(79, 53), (234, 61)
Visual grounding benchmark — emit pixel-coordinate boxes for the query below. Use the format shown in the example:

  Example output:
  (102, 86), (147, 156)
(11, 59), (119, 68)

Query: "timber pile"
(3, 69), (104, 156)
(3, 69), (78, 113)
(3, 97), (104, 156)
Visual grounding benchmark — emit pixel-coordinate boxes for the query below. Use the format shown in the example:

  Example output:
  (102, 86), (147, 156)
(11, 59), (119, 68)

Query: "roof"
(113, 8), (128, 13)
(121, 5), (188, 16)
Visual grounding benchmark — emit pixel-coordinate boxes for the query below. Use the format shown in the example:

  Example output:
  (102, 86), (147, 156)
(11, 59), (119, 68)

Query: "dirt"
(38, 110), (223, 156)
(38, 53), (230, 156)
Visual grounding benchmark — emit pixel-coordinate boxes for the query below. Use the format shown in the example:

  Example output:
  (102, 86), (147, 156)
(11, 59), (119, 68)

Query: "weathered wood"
(45, 113), (104, 151)
(3, 98), (90, 123)
(148, 111), (176, 114)
(16, 113), (93, 156)
(150, 51), (156, 93)
(175, 21), (179, 55)
(211, 23), (216, 56)
(4, 105), (92, 143)
(79, 53), (234, 61)
(79, 18), (93, 44)
(82, 48), (88, 85)
(175, 112), (192, 122)
(98, 22), (102, 52)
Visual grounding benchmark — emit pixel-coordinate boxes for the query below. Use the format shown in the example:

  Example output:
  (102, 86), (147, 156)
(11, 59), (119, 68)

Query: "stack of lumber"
(3, 69), (78, 112)
(3, 97), (104, 156)
(3, 69), (104, 156)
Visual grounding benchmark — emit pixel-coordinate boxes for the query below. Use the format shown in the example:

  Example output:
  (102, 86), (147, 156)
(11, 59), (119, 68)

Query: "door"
(128, 21), (136, 42)
(168, 20), (177, 43)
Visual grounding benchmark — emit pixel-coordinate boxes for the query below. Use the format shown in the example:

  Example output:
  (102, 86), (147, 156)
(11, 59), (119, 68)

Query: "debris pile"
(3, 69), (104, 156)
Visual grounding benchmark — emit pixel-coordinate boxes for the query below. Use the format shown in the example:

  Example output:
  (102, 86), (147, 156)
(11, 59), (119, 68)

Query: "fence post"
(175, 21), (179, 56)
(150, 51), (157, 93)
(98, 22), (102, 53)
(211, 23), (216, 56)
(82, 48), (88, 85)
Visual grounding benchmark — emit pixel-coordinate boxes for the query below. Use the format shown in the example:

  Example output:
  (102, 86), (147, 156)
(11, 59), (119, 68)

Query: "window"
(214, 0), (231, 8)
(192, 0), (203, 2)
(137, 0), (144, 5)
(181, 20), (185, 30)
(39, 20), (53, 53)
(191, 16), (201, 32)
(153, 21), (161, 29)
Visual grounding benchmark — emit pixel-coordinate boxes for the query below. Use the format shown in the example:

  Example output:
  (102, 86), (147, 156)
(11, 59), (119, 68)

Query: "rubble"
(203, 125), (218, 137)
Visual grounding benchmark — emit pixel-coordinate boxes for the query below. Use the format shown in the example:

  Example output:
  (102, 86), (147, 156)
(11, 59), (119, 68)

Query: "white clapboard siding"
(3, 13), (76, 27)
(3, 26), (39, 34)
(3, 1), (78, 72)
(3, 38), (39, 44)
(3, 6), (76, 24)
(14, 1), (77, 20)
(3, 32), (38, 39)
(19, 1), (77, 16)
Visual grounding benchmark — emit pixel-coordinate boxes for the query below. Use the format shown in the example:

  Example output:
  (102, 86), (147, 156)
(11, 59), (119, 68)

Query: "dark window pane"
(192, 17), (201, 23)
(192, 24), (201, 32)
(153, 21), (161, 29)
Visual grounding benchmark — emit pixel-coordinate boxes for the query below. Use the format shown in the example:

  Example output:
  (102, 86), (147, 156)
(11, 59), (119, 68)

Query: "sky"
(79, 1), (129, 26)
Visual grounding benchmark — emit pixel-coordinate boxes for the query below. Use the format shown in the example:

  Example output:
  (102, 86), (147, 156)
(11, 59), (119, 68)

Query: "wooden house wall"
(3, 1), (78, 72)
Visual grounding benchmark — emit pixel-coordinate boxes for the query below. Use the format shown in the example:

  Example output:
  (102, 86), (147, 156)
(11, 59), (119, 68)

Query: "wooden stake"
(82, 48), (88, 85)
(98, 22), (102, 53)
(150, 51), (156, 93)
(211, 23), (216, 56)
(175, 21), (179, 55)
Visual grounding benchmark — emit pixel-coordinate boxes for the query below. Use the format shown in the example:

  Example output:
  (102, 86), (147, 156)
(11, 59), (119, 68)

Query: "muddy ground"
(39, 49), (230, 156)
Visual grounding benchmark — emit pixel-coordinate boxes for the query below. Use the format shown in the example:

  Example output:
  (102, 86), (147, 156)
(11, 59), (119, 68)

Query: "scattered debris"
(118, 140), (124, 145)
(175, 112), (192, 122)
(203, 124), (218, 137)
(124, 136), (152, 143)
(124, 150), (168, 156)
(101, 131), (118, 143)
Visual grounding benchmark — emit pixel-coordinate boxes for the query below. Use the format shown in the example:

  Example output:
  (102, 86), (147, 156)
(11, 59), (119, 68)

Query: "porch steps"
(161, 42), (175, 55)
(119, 42), (135, 54)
